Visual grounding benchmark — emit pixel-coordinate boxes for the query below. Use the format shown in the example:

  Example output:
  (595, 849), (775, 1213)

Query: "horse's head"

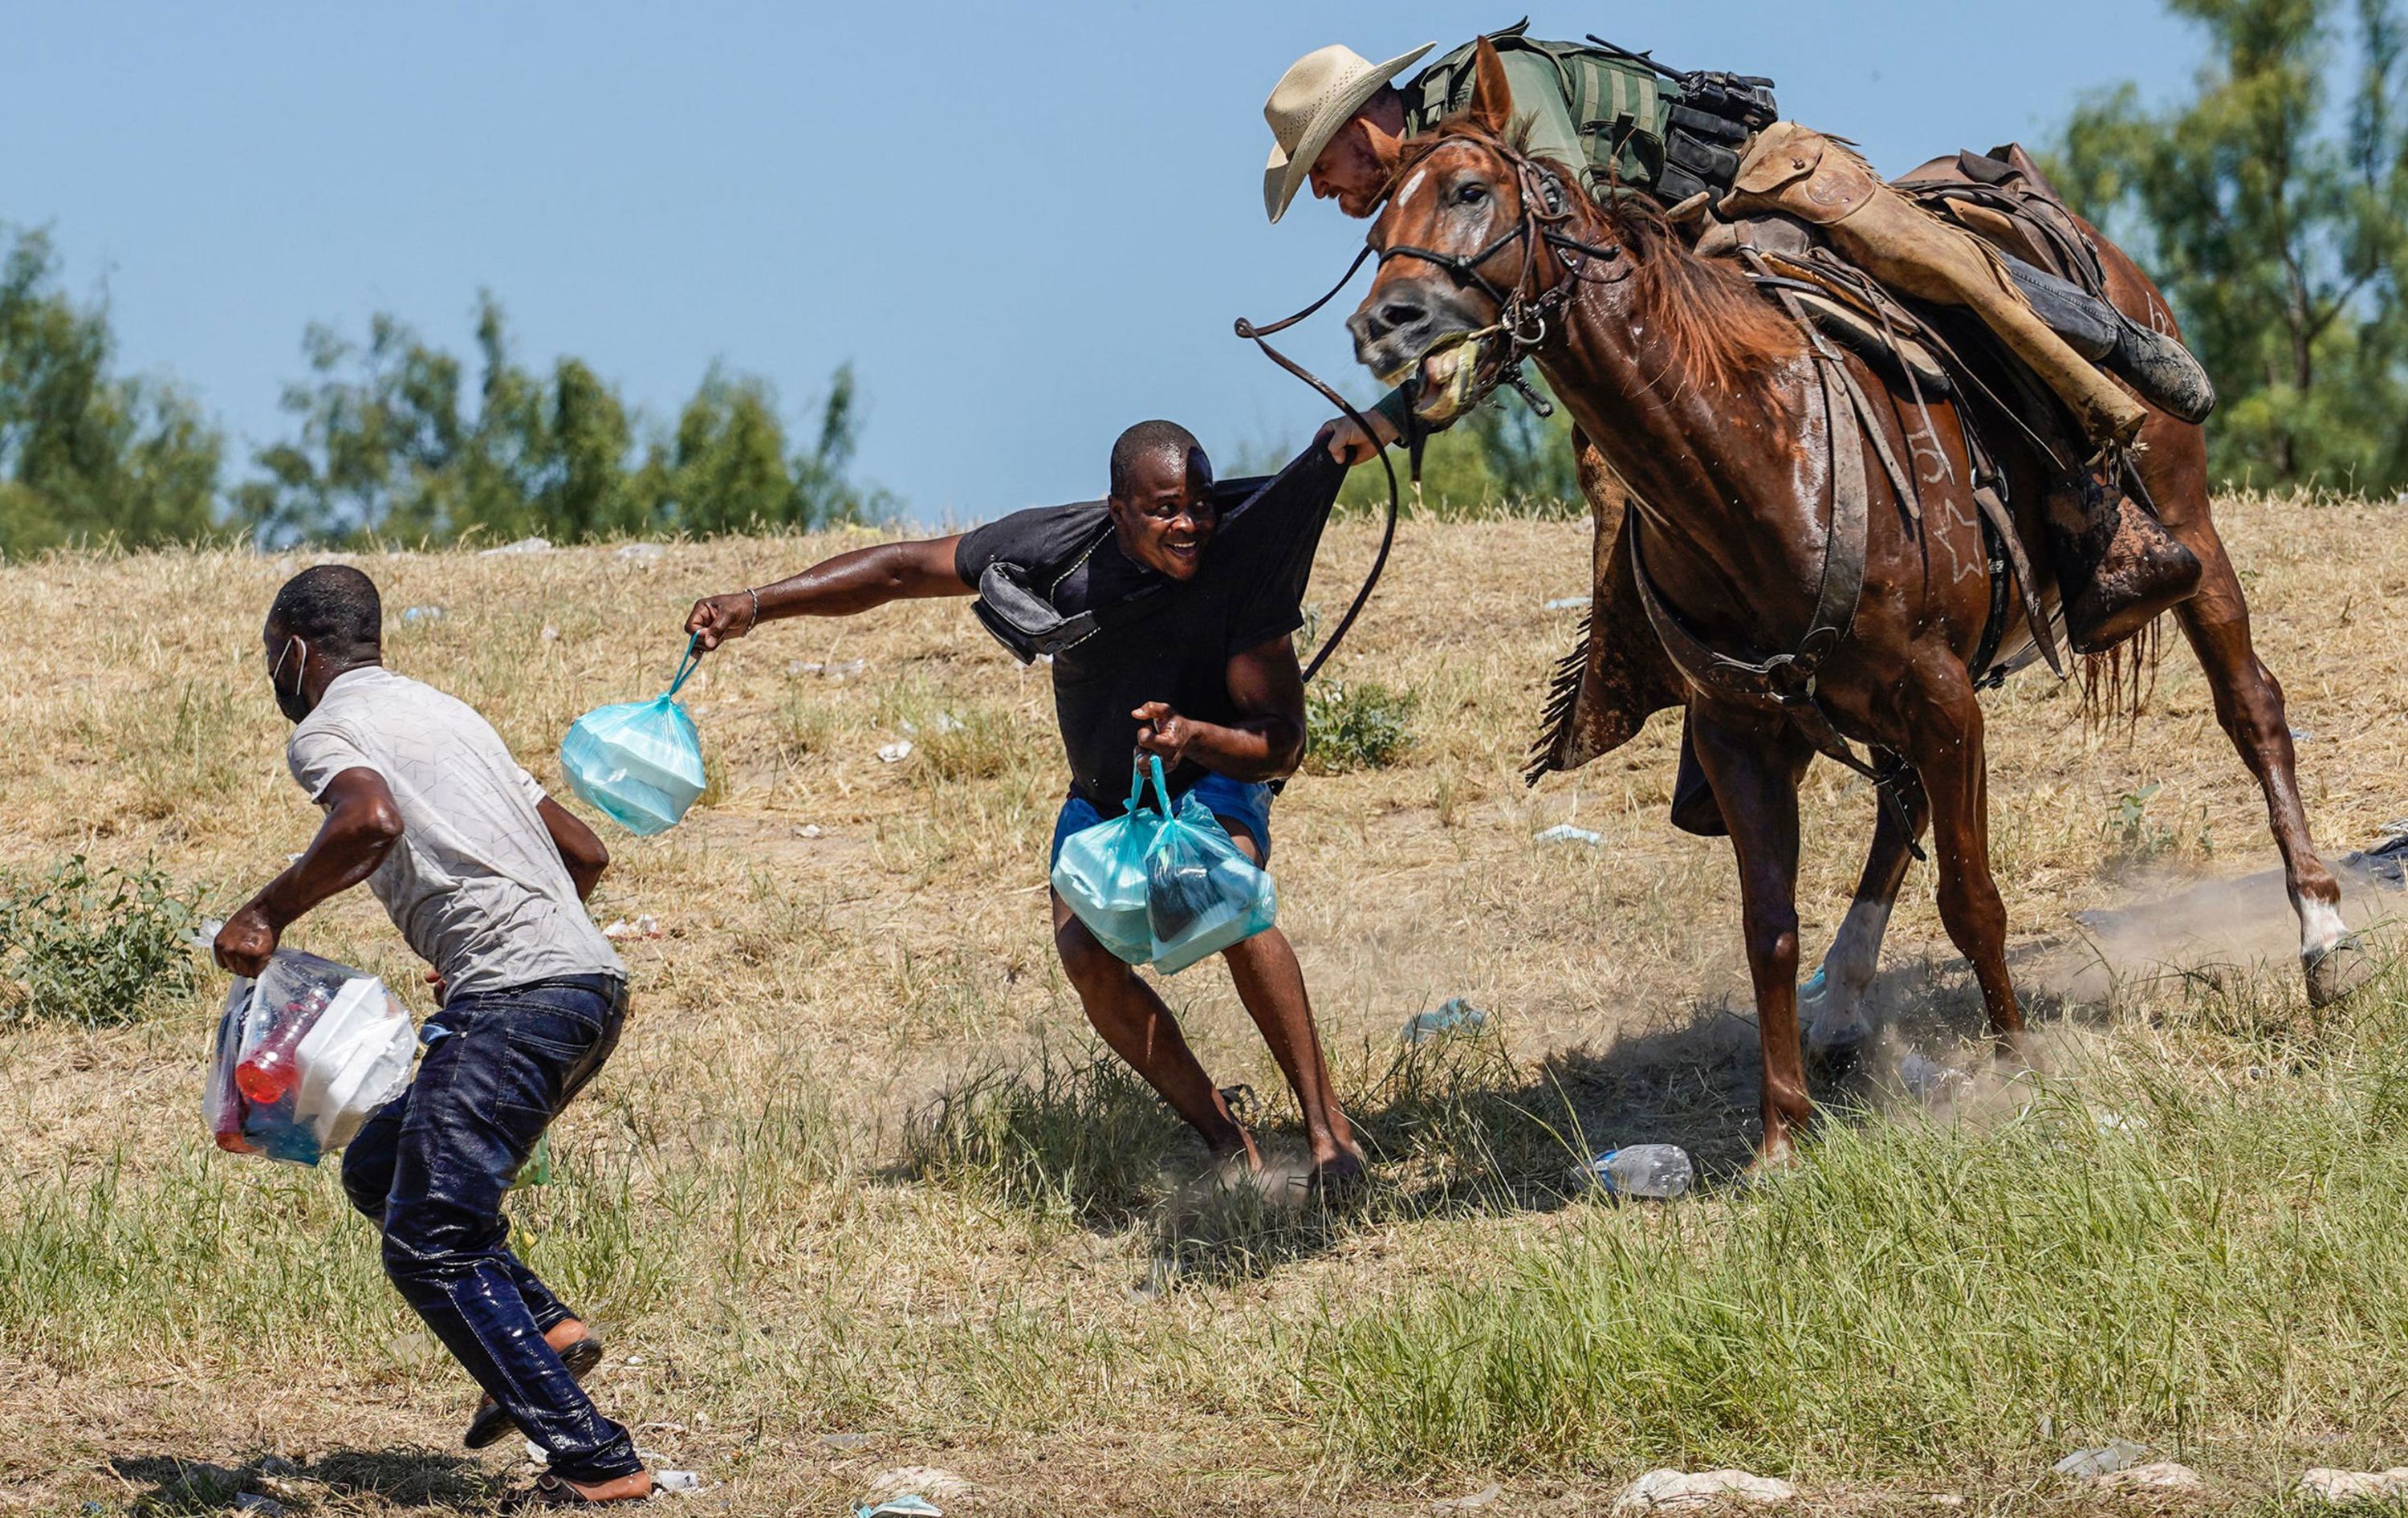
(1348, 39), (1611, 427)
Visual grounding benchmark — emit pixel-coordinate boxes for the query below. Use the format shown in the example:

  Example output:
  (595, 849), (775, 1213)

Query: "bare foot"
(561, 1471), (654, 1503)
(516, 1470), (654, 1507)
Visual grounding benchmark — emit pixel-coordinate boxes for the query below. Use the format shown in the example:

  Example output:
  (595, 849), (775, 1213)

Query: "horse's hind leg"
(1905, 660), (2028, 1048)
(2170, 533), (2365, 1003)
(1688, 704), (1817, 1166)
(1803, 775), (1931, 1062)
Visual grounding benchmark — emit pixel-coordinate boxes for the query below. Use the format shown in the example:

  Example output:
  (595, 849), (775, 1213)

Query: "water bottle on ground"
(1585, 1144), (1694, 1199)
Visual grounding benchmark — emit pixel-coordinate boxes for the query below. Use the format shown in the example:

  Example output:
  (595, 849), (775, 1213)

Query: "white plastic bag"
(206, 947), (415, 1166)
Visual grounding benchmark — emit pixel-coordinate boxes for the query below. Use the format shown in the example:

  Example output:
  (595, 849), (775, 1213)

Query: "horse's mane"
(1599, 195), (1804, 397)
(1388, 118), (1804, 398)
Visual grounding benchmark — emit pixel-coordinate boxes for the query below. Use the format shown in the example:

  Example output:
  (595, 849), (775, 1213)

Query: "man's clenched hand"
(684, 592), (759, 651)
(214, 902), (281, 979)
(1133, 701), (1200, 769)
(1320, 407), (1399, 466)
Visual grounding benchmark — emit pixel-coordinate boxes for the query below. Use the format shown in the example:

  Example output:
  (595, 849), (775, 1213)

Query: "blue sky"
(3, 2), (2202, 523)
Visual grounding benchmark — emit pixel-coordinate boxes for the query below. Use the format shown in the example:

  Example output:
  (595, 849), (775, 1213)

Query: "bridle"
(1370, 133), (1629, 415)
(1224, 127), (1624, 681)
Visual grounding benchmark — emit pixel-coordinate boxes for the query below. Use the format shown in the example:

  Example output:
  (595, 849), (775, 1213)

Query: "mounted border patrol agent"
(1262, 24), (2216, 817)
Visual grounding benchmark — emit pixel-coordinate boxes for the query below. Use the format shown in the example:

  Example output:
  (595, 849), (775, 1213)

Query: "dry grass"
(2, 491), (2406, 1516)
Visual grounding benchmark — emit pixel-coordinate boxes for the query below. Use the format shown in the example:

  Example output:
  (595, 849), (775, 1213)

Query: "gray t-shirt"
(287, 666), (624, 996)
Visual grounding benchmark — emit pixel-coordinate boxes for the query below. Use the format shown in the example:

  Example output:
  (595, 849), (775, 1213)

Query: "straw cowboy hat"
(1261, 41), (1434, 222)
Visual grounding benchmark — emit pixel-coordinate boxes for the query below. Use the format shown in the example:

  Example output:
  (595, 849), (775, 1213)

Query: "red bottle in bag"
(235, 983), (330, 1104)
(212, 1092), (257, 1153)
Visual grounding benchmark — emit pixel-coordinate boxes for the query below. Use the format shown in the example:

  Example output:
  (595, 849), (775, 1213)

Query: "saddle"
(1525, 144), (2093, 796)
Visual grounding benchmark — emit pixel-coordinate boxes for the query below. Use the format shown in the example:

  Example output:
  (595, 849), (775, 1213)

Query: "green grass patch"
(0, 856), (204, 1027)
(1306, 991), (2408, 1483)
(1306, 678), (1418, 774)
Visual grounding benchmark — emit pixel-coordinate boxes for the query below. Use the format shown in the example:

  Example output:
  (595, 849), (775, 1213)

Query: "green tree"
(237, 295), (887, 545)
(2055, 0), (2408, 490)
(0, 227), (223, 558)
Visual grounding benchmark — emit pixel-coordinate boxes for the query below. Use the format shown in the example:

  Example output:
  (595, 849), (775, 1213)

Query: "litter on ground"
(2052, 1440), (2147, 1479)
(1611, 1467), (1797, 1511)
(2296, 1467), (2408, 1504)
(1536, 824), (1603, 846)
(1404, 998), (1487, 1042)
(478, 536), (551, 556)
(2092, 1463), (2200, 1492)
(877, 740), (914, 763)
(1434, 1482), (1502, 1509)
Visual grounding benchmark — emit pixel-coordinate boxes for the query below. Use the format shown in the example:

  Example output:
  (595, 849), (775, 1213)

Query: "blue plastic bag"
(1145, 778), (1277, 975)
(1050, 759), (1169, 964)
(561, 637), (709, 836)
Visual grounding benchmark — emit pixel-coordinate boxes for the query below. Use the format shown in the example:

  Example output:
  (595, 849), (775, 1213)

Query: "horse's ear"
(1464, 39), (1512, 136)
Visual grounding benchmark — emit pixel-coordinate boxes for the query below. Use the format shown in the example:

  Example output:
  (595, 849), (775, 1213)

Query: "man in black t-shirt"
(685, 421), (1366, 1189)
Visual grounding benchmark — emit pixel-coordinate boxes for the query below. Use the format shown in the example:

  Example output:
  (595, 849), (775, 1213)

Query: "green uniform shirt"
(1400, 29), (1674, 197)
(1363, 30), (1697, 437)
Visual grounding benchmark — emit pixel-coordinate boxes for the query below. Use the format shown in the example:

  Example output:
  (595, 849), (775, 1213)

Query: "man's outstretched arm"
(686, 536), (971, 648)
(214, 767), (405, 976)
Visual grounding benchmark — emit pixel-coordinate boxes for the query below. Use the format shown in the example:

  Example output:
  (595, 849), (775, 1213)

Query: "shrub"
(1305, 679), (1418, 773)
(0, 857), (204, 1028)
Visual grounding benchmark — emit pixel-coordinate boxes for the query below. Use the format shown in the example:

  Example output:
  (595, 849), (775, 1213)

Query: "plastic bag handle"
(1145, 755), (1172, 816)
(665, 633), (704, 697)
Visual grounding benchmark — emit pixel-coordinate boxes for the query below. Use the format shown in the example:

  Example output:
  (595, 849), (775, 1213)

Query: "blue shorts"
(1048, 771), (1274, 869)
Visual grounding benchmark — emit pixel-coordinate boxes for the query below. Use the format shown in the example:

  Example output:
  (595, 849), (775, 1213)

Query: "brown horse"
(1348, 43), (2365, 1165)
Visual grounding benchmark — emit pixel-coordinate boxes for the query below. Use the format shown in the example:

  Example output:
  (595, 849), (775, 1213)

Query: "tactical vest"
(1402, 23), (1773, 208)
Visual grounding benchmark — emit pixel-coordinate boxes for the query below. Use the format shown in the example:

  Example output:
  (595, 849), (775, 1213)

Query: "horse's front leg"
(1802, 773), (1931, 1063)
(1689, 702), (1817, 1167)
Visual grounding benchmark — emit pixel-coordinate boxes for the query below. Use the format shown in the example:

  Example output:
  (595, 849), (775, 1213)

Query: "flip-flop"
(464, 1334), (605, 1450)
(506, 1472), (657, 1508)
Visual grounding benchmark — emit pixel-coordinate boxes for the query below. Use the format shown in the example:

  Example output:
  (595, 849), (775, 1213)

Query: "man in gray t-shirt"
(284, 663), (621, 997)
(214, 564), (653, 1505)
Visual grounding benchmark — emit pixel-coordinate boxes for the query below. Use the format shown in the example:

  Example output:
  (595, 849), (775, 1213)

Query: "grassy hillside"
(2, 495), (2405, 1515)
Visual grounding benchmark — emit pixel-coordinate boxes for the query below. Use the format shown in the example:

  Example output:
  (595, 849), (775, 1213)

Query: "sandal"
(464, 1333), (605, 1450)
(507, 1472), (657, 1508)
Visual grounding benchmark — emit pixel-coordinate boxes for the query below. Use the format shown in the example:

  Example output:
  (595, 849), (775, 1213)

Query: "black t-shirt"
(954, 446), (1346, 810)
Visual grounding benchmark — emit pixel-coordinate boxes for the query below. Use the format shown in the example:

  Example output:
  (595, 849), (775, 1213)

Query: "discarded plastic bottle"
(1403, 998), (1487, 1043)
(235, 983), (331, 1104)
(1585, 1144), (1694, 1199)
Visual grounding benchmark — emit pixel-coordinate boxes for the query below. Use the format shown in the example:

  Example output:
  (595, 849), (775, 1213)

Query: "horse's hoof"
(2305, 935), (2376, 1007)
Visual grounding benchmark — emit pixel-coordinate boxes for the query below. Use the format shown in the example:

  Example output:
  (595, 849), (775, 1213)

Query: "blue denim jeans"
(341, 974), (639, 1483)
